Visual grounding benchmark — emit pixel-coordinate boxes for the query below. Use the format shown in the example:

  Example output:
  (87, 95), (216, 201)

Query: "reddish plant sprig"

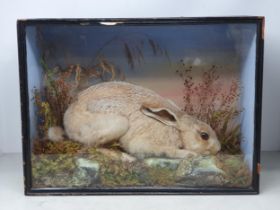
(176, 61), (242, 154)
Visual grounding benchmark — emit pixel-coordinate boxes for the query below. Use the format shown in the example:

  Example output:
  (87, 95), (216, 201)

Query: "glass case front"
(18, 17), (264, 194)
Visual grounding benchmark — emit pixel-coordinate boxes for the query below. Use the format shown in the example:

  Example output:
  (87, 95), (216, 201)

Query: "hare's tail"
(47, 126), (65, 141)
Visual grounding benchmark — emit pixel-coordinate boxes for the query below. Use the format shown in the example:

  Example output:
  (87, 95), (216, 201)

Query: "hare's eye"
(200, 132), (209, 141)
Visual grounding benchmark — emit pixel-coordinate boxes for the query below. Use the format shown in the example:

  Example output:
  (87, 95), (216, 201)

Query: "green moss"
(145, 167), (176, 186)
(31, 139), (252, 188)
(216, 154), (252, 187)
(100, 161), (144, 187)
(32, 154), (78, 187)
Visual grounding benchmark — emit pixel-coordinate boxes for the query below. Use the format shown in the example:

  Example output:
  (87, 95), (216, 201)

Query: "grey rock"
(174, 156), (226, 186)
(175, 159), (193, 177)
(191, 156), (224, 176)
(71, 168), (92, 187)
(144, 158), (181, 170)
(76, 158), (100, 179)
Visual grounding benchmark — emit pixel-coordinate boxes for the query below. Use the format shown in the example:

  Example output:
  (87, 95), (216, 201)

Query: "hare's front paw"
(175, 149), (198, 159)
(121, 153), (137, 163)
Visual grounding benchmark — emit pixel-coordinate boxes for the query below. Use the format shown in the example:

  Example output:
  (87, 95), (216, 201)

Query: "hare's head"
(141, 106), (221, 155)
(177, 115), (221, 155)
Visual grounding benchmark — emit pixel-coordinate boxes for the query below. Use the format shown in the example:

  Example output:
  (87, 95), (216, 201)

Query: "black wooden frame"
(17, 17), (264, 195)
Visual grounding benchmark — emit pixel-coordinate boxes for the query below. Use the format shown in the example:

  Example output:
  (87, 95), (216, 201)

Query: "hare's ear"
(141, 106), (178, 127)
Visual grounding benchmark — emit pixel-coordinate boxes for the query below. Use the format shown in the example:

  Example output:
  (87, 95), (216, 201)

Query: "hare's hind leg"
(84, 113), (129, 146)
(66, 113), (129, 146)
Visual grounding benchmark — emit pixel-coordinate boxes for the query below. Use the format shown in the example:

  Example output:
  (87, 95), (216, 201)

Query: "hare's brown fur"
(62, 81), (221, 159)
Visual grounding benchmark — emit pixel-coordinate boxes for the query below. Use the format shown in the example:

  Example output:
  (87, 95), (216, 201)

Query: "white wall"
(0, 0), (279, 153)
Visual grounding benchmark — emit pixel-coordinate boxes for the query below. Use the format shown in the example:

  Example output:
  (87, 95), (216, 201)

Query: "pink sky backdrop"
(127, 62), (240, 110)
(129, 77), (185, 107)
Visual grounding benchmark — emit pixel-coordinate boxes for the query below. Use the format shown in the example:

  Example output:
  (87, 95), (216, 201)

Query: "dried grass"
(176, 61), (242, 154)
(33, 58), (119, 136)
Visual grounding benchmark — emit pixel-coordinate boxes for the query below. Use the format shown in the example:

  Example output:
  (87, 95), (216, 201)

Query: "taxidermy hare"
(49, 81), (221, 159)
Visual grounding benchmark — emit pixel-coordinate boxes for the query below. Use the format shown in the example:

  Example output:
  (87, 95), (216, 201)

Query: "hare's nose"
(208, 142), (221, 155)
(217, 142), (221, 151)
(212, 142), (221, 153)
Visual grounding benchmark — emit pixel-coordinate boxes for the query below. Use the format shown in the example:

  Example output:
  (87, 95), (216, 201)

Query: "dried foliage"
(33, 58), (120, 137)
(33, 139), (83, 155)
(123, 38), (170, 69)
(93, 34), (170, 69)
(176, 61), (242, 154)
(33, 91), (57, 137)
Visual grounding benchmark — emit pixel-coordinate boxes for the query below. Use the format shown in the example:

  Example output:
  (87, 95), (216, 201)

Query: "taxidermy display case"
(17, 17), (264, 195)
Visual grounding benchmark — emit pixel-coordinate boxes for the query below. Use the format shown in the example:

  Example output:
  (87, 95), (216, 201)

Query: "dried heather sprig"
(176, 60), (242, 154)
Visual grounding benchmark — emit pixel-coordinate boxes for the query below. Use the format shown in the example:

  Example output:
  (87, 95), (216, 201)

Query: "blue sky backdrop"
(35, 23), (256, 78)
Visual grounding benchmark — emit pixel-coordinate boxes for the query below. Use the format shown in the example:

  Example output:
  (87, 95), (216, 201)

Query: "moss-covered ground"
(32, 139), (252, 188)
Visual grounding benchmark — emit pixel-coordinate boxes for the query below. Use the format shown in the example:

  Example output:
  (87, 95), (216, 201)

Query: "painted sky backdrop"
(30, 23), (256, 106)
(36, 23), (256, 74)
